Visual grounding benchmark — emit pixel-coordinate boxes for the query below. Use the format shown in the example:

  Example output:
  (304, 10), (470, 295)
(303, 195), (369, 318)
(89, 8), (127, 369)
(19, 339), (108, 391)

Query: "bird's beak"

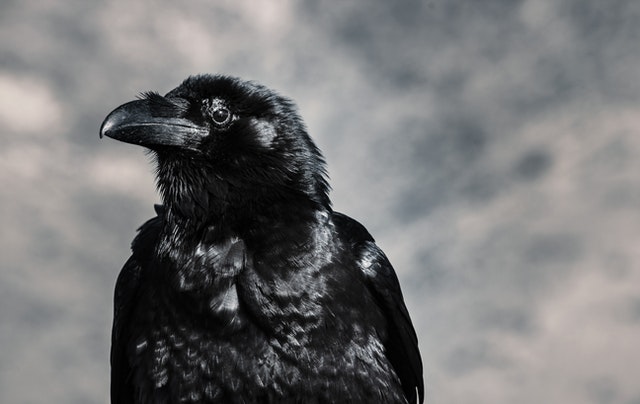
(100, 98), (208, 150)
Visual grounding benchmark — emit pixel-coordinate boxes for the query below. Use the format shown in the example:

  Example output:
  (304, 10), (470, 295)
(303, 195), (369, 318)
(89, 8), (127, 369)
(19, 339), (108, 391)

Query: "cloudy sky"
(1, 1), (639, 403)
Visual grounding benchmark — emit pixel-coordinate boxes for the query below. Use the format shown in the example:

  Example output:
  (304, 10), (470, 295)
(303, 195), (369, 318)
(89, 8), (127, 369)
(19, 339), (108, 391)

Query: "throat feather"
(156, 157), (229, 220)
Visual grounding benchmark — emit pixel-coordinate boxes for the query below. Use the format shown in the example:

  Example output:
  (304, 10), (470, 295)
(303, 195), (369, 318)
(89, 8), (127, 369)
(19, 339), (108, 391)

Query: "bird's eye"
(202, 98), (234, 127)
(211, 107), (231, 125)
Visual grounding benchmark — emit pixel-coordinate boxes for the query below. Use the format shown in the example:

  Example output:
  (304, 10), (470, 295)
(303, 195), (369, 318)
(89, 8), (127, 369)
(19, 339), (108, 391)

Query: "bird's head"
(100, 75), (330, 224)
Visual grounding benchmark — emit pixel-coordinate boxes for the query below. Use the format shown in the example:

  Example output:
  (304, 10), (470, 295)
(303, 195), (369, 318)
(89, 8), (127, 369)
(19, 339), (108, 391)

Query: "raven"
(100, 75), (424, 403)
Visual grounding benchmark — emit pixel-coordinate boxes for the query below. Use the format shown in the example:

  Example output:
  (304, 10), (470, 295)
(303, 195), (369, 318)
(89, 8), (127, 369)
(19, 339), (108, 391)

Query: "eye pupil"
(212, 107), (231, 124)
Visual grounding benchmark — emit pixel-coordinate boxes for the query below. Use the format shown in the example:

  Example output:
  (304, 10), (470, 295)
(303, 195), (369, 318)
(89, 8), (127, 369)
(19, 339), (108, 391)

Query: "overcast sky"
(1, 1), (639, 403)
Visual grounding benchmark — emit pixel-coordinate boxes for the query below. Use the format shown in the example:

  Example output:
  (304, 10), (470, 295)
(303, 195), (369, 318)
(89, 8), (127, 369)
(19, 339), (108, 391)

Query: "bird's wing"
(111, 209), (163, 404)
(111, 255), (142, 404)
(332, 212), (424, 404)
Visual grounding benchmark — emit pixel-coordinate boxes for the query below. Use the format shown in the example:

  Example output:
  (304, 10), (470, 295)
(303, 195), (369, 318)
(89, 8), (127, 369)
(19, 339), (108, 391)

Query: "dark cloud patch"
(299, 0), (433, 90)
(523, 232), (582, 267)
(444, 339), (509, 375)
(585, 377), (618, 404)
(448, 225), (585, 309)
(503, 56), (579, 116)
(557, 2), (640, 102)
(477, 307), (536, 335)
(32, 225), (65, 262)
(432, 68), (468, 99)
(393, 115), (490, 221)
(627, 298), (640, 323)
(563, 1), (639, 47)
(394, 189), (443, 224)
(406, 251), (456, 295)
(513, 149), (552, 181)
(0, 281), (64, 329)
(76, 189), (153, 240)
(72, 113), (108, 146)
(460, 167), (503, 203)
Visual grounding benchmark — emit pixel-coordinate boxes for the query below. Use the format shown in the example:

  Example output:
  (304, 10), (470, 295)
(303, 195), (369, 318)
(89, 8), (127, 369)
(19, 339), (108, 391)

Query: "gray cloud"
(1, 0), (639, 403)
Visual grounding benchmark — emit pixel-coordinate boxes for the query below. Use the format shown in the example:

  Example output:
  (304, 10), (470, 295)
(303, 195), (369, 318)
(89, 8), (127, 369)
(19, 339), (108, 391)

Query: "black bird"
(100, 74), (424, 404)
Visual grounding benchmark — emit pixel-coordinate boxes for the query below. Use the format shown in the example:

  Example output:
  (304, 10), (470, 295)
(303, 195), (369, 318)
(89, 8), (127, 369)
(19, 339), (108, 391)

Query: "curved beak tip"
(99, 119), (111, 139)
(99, 105), (126, 140)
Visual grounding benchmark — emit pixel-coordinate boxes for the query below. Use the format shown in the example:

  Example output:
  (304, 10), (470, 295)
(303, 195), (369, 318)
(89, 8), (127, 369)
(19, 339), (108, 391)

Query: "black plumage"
(100, 74), (424, 403)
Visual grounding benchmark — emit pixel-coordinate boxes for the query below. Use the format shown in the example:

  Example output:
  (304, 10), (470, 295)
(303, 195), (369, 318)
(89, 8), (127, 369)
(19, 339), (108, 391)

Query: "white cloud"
(0, 73), (66, 135)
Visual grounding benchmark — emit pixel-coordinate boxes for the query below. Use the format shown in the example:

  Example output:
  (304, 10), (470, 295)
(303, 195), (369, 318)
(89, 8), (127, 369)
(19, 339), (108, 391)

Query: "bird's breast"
(129, 231), (407, 403)
(153, 233), (249, 331)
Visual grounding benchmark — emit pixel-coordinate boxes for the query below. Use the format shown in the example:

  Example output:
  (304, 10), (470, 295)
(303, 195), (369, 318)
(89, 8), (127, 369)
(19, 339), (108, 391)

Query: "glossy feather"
(102, 75), (424, 403)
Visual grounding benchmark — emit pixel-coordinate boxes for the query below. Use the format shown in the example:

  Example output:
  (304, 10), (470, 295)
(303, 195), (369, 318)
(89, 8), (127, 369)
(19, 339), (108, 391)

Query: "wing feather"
(111, 209), (163, 404)
(333, 212), (424, 404)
